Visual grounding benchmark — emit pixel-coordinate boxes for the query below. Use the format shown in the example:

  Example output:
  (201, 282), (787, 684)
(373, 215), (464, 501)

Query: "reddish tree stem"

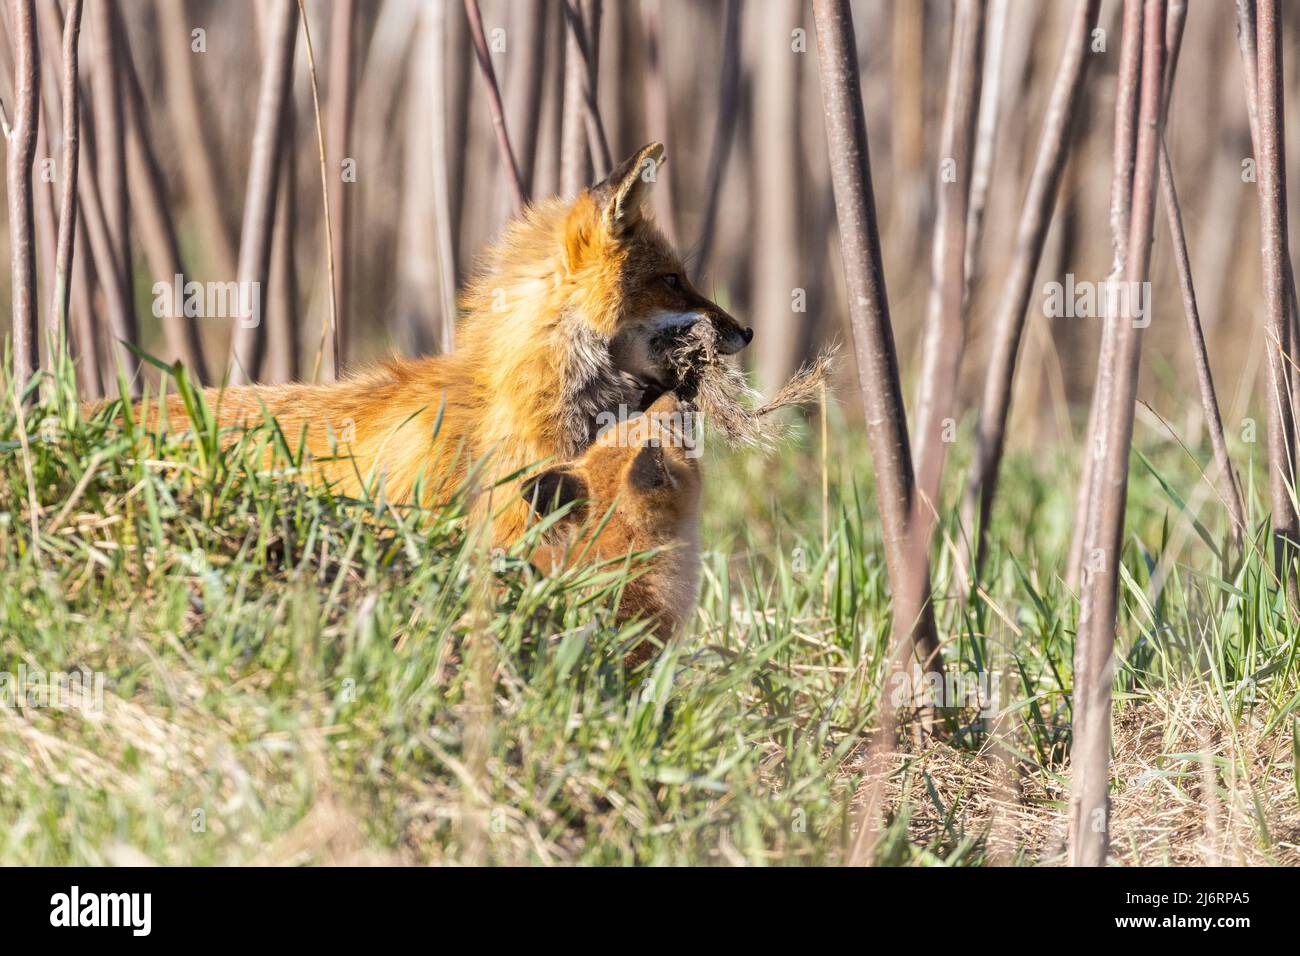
(464, 0), (527, 213)
(911, 0), (986, 525)
(956, 0), (1100, 588)
(51, 0), (82, 353)
(812, 0), (940, 691)
(227, 0), (298, 385)
(1069, 0), (1166, 868)
(327, 0), (356, 368)
(6, 0), (40, 391)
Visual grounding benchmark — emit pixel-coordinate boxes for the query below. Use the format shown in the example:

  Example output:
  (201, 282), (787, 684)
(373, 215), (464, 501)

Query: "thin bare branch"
(692, 0), (741, 281)
(559, 2), (588, 196)
(114, 1), (208, 382)
(228, 0), (298, 385)
(559, 0), (609, 192)
(88, 0), (130, 340)
(33, 0), (102, 397)
(1068, 0), (1146, 590)
(956, 0), (1101, 588)
(911, 0), (986, 523)
(267, 106), (299, 383)
(1234, 0), (1300, 455)
(1069, 0), (1167, 869)
(51, 0), (81, 349)
(1155, 2), (1245, 548)
(963, 0), (1008, 294)
(75, 100), (138, 392)
(6, 0), (40, 391)
(752, 0), (804, 392)
(577, 0), (609, 178)
(464, 0), (527, 213)
(812, 0), (941, 771)
(1252, 0), (1299, 601)
(34, 108), (60, 369)
(640, 0), (676, 245)
(428, 1), (458, 353)
(296, 0), (339, 385)
(504, 0), (547, 198)
(155, 0), (237, 280)
(327, 0), (356, 368)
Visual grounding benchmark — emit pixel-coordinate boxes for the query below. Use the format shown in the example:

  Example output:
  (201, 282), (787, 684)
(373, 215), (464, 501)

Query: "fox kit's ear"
(522, 468), (587, 517)
(594, 142), (664, 237)
(629, 443), (676, 492)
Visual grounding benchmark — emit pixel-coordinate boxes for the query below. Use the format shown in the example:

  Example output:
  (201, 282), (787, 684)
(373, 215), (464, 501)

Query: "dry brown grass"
(855, 686), (1300, 865)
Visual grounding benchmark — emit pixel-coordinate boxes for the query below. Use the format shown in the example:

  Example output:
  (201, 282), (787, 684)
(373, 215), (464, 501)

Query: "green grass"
(2, 360), (1298, 865)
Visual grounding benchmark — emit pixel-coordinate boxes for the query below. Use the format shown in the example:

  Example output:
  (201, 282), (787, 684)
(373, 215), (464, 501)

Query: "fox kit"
(522, 392), (701, 667)
(149, 142), (750, 544)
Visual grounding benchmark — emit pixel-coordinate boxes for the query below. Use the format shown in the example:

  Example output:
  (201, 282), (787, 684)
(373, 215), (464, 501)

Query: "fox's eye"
(661, 274), (681, 290)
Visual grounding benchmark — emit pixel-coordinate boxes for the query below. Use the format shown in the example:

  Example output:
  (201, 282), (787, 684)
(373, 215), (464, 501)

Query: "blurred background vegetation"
(0, 0), (1278, 441)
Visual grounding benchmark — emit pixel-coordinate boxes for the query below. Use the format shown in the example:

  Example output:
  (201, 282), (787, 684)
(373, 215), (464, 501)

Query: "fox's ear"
(629, 444), (676, 492)
(593, 142), (664, 237)
(522, 468), (587, 517)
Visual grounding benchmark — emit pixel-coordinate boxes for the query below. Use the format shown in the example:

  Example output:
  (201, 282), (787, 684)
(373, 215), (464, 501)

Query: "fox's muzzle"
(710, 315), (753, 355)
(679, 286), (752, 356)
(610, 306), (754, 404)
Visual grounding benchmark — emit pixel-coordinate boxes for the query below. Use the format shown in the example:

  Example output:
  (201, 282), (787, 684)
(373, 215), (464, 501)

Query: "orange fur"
(523, 392), (702, 667)
(137, 143), (750, 545)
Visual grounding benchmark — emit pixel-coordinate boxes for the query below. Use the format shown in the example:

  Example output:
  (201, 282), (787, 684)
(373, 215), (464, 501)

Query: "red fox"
(148, 142), (750, 544)
(522, 392), (702, 667)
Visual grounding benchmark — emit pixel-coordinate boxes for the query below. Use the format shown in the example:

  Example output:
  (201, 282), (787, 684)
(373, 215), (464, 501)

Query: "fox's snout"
(675, 282), (751, 356)
(710, 314), (753, 355)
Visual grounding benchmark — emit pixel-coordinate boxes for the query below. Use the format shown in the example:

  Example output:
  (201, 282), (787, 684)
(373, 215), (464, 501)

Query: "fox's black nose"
(707, 315), (752, 355)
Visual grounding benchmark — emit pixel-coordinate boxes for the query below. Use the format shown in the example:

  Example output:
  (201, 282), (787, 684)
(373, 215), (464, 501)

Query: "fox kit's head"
(522, 392), (703, 665)
(563, 143), (753, 401)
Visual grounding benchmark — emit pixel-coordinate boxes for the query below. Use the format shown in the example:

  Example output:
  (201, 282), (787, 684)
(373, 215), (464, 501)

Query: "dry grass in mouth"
(666, 323), (839, 448)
